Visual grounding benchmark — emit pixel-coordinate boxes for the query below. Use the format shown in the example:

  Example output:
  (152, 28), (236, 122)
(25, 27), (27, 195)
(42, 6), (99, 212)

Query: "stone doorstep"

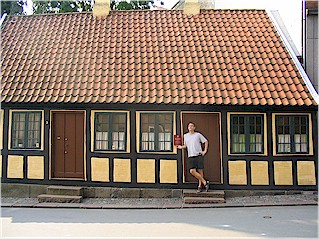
(183, 190), (225, 198)
(38, 194), (82, 203)
(183, 197), (226, 204)
(47, 186), (84, 196)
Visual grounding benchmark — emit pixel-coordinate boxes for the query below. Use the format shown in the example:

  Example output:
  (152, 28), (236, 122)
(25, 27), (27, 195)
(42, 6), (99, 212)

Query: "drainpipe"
(301, 0), (306, 69)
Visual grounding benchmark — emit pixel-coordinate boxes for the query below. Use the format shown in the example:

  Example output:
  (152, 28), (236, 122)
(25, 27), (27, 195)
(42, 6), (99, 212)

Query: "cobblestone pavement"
(1, 192), (317, 209)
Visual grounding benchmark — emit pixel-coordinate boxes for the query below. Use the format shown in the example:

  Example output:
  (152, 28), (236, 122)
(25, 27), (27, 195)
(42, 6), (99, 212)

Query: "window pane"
(277, 134), (291, 152)
(95, 114), (109, 150)
(232, 134), (245, 152)
(293, 116), (308, 153)
(27, 113), (41, 148)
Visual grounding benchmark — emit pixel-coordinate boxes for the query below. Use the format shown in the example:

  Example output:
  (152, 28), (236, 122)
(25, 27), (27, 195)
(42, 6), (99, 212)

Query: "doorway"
(181, 112), (222, 183)
(51, 111), (84, 179)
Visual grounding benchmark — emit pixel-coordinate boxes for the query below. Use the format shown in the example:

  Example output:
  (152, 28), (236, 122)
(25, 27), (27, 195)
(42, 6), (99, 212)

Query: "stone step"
(183, 197), (225, 204)
(183, 190), (225, 198)
(47, 186), (83, 196)
(38, 194), (82, 203)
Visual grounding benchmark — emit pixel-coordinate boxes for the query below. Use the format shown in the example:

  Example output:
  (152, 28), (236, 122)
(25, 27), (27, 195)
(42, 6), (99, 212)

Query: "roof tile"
(1, 9), (316, 106)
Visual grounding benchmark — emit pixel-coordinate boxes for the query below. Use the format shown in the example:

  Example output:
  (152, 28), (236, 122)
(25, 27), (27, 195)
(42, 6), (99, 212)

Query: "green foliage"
(1, 1), (25, 16)
(33, 0), (94, 14)
(1, 0), (158, 16)
(112, 0), (154, 10)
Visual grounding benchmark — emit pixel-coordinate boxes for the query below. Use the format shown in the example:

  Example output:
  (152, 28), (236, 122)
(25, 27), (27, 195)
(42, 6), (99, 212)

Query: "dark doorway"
(181, 112), (222, 184)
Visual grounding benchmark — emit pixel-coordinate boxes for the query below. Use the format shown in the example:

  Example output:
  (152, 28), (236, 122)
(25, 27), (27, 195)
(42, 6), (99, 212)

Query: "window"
(230, 114), (264, 154)
(94, 112), (127, 151)
(276, 115), (309, 154)
(11, 112), (42, 149)
(140, 113), (173, 152)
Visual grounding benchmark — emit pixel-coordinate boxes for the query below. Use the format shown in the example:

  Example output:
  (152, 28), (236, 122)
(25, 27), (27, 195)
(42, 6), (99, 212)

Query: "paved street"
(1, 206), (318, 238)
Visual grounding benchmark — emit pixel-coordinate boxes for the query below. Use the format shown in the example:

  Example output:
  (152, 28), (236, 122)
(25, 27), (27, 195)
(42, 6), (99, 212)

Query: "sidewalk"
(1, 191), (317, 209)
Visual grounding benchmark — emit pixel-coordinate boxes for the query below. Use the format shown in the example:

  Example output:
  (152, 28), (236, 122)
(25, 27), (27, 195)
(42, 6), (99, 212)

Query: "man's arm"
(202, 140), (208, 155)
(177, 144), (187, 149)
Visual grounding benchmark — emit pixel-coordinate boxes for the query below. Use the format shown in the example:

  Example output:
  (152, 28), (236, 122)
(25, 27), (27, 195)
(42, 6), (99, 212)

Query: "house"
(303, 0), (318, 91)
(1, 0), (318, 192)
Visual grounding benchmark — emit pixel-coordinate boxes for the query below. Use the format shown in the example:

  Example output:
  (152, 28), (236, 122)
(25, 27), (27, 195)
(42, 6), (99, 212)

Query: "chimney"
(93, 0), (111, 17)
(184, 0), (200, 16)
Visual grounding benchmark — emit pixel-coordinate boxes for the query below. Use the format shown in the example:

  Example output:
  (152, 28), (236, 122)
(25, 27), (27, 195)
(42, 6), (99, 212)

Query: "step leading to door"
(183, 189), (226, 204)
(183, 190), (225, 198)
(47, 186), (83, 196)
(38, 194), (82, 203)
(183, 197), (225, 204)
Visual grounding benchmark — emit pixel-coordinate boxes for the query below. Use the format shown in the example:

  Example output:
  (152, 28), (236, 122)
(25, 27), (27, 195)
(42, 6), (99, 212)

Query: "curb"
(1, 201), (317, 209)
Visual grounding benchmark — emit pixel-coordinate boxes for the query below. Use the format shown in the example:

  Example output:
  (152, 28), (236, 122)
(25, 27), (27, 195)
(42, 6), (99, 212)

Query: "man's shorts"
(188, 155), (204, 170)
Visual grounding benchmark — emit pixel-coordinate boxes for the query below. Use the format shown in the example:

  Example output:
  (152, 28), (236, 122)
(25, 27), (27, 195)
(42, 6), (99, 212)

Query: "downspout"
(302, 0), (307, 69)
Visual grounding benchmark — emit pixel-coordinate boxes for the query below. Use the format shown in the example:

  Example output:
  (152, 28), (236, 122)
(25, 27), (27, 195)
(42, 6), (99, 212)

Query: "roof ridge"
(9, 11), (92, 18)
(8, 8), (268, 18)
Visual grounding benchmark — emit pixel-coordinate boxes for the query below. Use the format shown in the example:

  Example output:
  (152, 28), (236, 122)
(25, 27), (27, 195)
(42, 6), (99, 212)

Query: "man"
(177, 122), (209, 192)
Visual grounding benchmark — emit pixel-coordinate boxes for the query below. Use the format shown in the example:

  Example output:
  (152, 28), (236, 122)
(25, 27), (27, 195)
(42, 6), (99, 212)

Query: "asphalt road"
(1, 206), (318, 238)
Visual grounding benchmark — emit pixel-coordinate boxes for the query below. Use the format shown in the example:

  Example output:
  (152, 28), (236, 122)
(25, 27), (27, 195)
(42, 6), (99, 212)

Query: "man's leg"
(198, 169), (204, 188)
(190, 168), (206, 185)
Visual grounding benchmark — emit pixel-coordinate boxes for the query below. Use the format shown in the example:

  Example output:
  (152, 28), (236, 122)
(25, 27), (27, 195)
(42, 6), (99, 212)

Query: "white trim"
(0, 13), (7, 26)
(267, 10), (319, 105)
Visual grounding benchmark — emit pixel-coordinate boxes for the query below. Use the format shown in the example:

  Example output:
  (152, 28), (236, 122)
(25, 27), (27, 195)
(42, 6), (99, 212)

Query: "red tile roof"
(1, 10), (317, 106)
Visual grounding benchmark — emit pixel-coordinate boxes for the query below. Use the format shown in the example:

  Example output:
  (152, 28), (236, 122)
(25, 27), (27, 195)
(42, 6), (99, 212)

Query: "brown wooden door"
(182, 112), (222, 183)
(51, 111), (84, 179)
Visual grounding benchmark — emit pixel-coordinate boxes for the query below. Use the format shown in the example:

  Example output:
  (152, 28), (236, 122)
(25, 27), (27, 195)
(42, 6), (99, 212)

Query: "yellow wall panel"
(251, 161), (269, 185)
(137, 159), (155, 183)
(113, 158), (131, 182)
(228, 161), (247, 185)
(91, 157), (109, 182)
(7, 155), (24, 178)
(274, 161), (293, 185)
(27, 156), (44, 179)
(160, 159), (177, 183)
(297, 161), (316, 185)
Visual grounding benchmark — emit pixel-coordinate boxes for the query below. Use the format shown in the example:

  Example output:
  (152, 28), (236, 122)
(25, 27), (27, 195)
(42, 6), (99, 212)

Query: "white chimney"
(184, 0), (200, 16)
(93, 0), (111, 17)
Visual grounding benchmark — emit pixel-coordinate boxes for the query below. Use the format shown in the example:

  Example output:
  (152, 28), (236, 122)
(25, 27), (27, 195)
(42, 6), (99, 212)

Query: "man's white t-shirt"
(184, 132), (207, 157)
